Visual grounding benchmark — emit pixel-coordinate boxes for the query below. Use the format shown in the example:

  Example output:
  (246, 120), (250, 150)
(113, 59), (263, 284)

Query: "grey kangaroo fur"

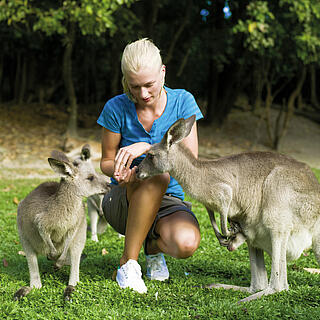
(136, 115), (320, 303)
(87, 194), (108, 242)
(71, 148), (122, 242)
(71, 150), (108, 242)
(14, 144), (110, 300)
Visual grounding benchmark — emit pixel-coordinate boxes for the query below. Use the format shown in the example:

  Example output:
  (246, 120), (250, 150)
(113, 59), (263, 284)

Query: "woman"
(97, 38), (203, 293)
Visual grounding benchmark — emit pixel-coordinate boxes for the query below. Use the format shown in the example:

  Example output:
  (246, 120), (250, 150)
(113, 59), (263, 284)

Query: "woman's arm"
(100, 128), (120, 178)
(181, 121), (199, 159)
(100, 127), (151, 184)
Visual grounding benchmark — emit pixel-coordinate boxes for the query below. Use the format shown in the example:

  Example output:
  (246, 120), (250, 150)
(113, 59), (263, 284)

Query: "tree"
(233, 0), (320, 149)
(0, 0), (138, 137)
(191, 0), (251, 126)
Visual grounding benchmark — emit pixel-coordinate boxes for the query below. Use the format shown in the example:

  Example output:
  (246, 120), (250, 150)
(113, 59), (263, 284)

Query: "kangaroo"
(136, 115), (320, 303)
(206, 207), (245, 251)
(14, 144), (110, 301)
(71, 147), (109, 242)
(87, 194), (108, 242)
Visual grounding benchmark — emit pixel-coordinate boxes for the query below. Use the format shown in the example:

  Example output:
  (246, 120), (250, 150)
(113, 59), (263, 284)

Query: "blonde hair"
(121, 38), (163, 102)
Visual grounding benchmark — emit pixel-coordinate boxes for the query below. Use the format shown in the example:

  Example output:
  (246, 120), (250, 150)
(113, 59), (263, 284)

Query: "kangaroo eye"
(87, 175), (94, 181)
(148, 154), (154, 160)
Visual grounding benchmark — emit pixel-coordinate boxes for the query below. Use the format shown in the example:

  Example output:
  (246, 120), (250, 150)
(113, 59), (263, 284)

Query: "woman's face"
(126, 65), (165, 106)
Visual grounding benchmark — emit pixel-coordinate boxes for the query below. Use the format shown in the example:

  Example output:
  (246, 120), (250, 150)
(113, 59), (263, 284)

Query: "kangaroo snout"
(135, 166), (148, 180)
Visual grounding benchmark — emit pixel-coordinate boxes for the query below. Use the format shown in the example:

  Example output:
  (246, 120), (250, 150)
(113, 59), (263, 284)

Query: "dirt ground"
(0, 103), (319, 180)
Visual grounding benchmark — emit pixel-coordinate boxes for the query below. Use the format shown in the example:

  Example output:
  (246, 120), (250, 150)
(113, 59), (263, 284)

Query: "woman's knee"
(170, 227), (200, 259)
(156, 211), (201, 258)
(161, 228), (200, 259)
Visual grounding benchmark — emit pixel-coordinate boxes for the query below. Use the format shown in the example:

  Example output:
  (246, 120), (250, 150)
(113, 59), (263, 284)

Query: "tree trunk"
(83, 46), (90, 105)
(110, 41), (122, 97)
(264, 80), (274, 146)
(163, 0), (193, 65)
(253, 63), (264, 110)
(0, 52), (3, 102)
(219, 63), (242, 122)
(63, 22), (78, 137)
(273, 66), (307, 150)
(204, 58), (219, 124)
(14, 51), (22, 103)
(18, 56), (27, 105)
(177, 47), (191, 77)
(144, 0), (160, 38)
(310, 64), (319, 109)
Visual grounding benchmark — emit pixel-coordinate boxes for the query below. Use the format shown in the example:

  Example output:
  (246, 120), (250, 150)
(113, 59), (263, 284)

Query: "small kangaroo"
(136, 115), (320, 303)
(14, 144), (110, 300)
(71, 148), (109, 242)
(87, 194), (108, 242)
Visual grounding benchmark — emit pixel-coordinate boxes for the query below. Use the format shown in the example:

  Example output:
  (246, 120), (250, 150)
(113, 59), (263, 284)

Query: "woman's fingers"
(115, 148), (133, 172)
(117, 167), (136, 185)
(125, 154), (135, 169)
(114, 151), (127, 174)
(114, 142), (151, 177)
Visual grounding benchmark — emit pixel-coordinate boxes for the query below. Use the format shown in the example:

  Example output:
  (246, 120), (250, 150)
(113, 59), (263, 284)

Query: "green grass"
(1, 170), (320, 319)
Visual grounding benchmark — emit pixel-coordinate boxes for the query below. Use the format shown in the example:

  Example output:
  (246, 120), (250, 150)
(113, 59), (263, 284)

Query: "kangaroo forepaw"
(64, 285), (76, 301)
(13, 286), (32, 300)
(54, 259), (65, 270)
(47, 250), (58, 261)
(218, 238), (230, 247)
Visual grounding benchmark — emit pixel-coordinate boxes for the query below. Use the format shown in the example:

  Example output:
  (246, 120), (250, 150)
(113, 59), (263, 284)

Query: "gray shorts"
(102, 184), (198, 240)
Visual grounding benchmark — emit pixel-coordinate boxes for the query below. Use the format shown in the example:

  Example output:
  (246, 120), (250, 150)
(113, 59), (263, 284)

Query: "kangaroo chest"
(46, 207), (85, 242)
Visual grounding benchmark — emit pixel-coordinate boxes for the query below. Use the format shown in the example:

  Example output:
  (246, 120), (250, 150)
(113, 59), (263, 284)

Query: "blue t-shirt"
(97, 86), (203, 199)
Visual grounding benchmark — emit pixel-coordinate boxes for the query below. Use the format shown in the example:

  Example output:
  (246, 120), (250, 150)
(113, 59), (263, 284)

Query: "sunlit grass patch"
(1, 174), (320, 319)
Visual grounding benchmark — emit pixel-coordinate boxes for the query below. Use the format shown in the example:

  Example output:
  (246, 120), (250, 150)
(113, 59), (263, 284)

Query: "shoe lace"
(123, 260), (141, 279)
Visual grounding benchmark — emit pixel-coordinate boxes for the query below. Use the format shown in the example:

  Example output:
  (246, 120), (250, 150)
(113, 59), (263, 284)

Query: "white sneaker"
(146, 253), (169, 281)
(116, 259), (147, 294)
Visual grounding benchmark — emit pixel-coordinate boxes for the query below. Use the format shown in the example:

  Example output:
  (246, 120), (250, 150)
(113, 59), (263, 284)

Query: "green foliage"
(233, 1), (276, 52)
(1, 173), (320, 319)
(279, 0), (320, 63)
(1, 0), (320, 122)
(0, 0), (138, 37)
(234, 0), (320, 65)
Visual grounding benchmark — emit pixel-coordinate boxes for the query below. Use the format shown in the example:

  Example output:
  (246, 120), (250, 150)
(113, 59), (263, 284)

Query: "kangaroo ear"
(48, 158), (75, 177)
(162, 115), (196, 148)
(184, 115), (196, 136)
(80, 144), (91, 160)
(51, 150), (70, 162)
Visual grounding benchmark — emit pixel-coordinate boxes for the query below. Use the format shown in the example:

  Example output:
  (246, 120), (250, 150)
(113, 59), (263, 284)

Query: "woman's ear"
(161, 65), (166, 85)
(161, 64), (166, 75)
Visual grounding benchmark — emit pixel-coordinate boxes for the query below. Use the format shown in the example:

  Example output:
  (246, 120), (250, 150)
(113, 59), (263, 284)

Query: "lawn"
(1, 170), (320, 319)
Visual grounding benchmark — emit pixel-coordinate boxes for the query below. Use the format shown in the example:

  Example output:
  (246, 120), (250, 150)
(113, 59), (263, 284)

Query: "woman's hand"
(113, 166), (137, 185)
(113, 142), (151, 184)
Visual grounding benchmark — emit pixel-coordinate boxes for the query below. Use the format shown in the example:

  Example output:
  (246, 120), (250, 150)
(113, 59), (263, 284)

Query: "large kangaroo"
(14, 145), (110, 300)
(136, 115), (320, 303)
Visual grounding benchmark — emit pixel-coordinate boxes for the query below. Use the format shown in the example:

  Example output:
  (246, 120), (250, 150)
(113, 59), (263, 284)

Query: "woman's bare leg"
(146, 211), (201, 258)
(119, 173), (170, 266)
